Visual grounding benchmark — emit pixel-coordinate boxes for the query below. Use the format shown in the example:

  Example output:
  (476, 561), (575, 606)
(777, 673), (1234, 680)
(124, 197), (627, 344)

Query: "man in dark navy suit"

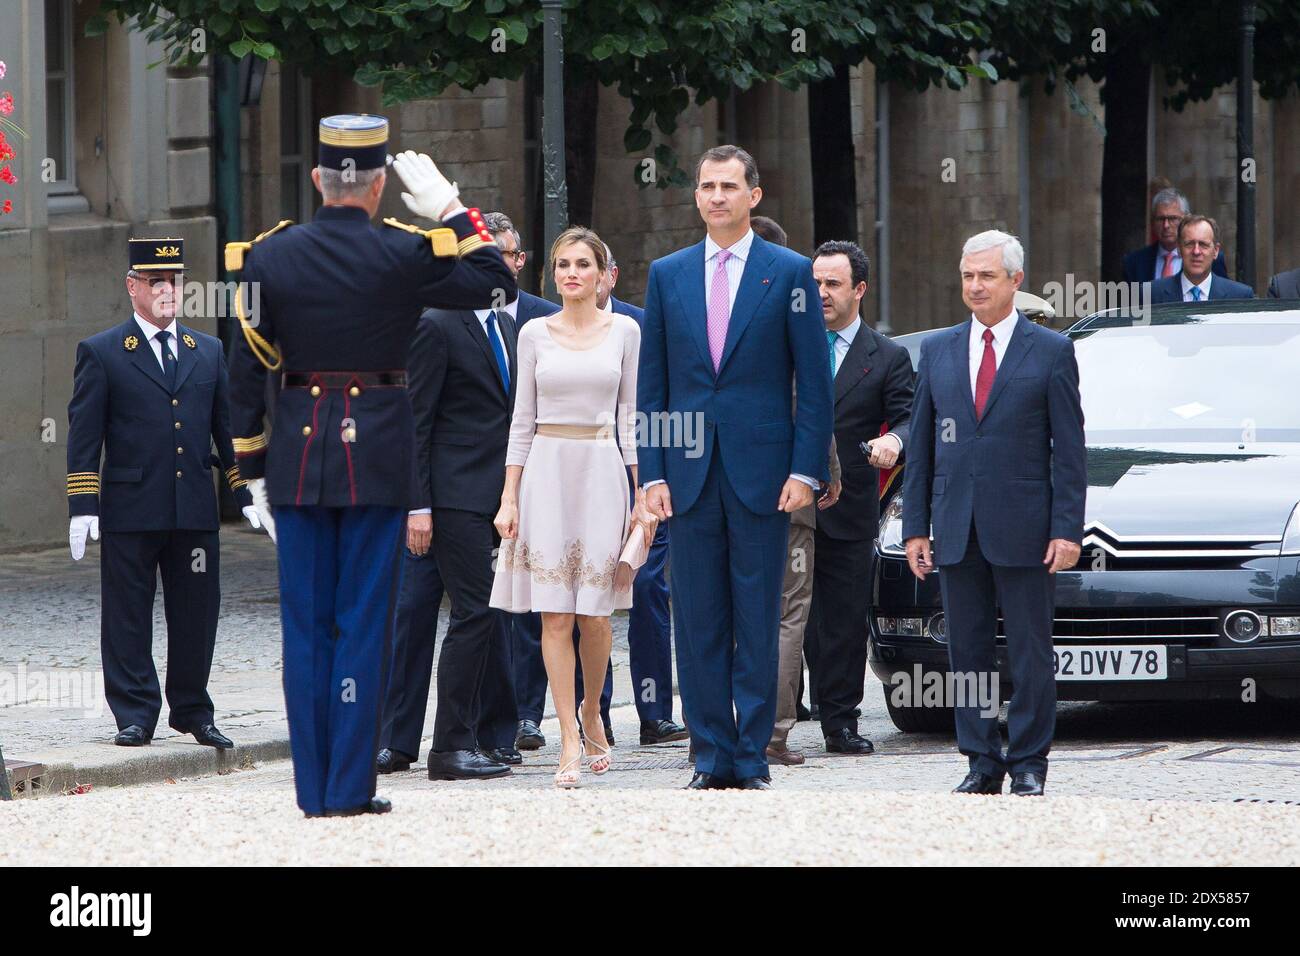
(1147, 215), (1254, 303)
(902, 230), (1086, 798)
(226, 116), (514, 816)
(1122, 187), (1227, 284)
(66, 237), (259, 748)
(379, 210), (534, 780)
(640, 146), (833, 790)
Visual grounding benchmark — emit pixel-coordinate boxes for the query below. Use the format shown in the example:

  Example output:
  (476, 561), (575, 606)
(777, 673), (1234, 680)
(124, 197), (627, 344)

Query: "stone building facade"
(2, 1), (1299, 548)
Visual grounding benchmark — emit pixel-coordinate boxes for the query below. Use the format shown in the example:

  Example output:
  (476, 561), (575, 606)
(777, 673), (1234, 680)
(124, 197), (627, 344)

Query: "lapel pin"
(124, 335), (139, 351)
(182, 333), (197, 349)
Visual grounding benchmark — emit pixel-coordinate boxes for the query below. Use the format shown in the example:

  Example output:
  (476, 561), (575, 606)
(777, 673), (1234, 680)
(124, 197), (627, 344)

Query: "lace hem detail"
(500, 538), (619, 591)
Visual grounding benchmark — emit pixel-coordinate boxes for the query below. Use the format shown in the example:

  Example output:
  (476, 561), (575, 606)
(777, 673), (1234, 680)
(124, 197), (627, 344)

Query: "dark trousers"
(670, 460), (788, 781)
(807, 531), (873, 735)
(99, 529), (220, 735)
(430, 508), (516, 753)
(276, 505), (404, 815)
(379, 548), (445, 761)
(510, 521), (675, 725)
(939, 522), (1056, 778)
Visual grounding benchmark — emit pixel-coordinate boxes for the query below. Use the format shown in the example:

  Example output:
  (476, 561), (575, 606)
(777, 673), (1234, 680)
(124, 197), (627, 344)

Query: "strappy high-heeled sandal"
(583, 733), (612, 775)
(555, 748), (582, 788)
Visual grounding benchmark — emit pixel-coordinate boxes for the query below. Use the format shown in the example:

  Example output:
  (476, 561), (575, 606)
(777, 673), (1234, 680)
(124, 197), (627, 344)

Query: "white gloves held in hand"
(69, 515), (99, 561)
(391, 150), (463, 222)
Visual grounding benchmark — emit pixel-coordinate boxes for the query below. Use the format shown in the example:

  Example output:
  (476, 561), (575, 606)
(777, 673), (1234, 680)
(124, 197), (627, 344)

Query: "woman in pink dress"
(490, 226), (653, 788)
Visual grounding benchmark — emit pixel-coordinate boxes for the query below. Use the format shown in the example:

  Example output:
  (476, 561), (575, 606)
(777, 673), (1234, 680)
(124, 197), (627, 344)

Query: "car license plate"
(1053, 644), (1167, 681)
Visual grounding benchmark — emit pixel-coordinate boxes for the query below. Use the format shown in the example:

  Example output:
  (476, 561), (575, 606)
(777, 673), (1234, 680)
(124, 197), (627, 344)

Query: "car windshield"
(1074, 315), (1300, 443)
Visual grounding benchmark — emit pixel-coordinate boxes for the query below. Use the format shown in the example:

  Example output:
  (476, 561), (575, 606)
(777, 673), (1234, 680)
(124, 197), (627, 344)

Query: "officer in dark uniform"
(226, 115), (514, 817)
(66, 237), (261, 748)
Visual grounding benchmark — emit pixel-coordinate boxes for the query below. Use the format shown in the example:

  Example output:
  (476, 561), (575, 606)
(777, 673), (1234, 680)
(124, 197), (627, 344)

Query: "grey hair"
(961, 230), (1024, 276)
(482, 211), (522, 250)
(1151, 187), (1190, 216)
(316, 166), (385, 202)
(602, 241), (617, 271)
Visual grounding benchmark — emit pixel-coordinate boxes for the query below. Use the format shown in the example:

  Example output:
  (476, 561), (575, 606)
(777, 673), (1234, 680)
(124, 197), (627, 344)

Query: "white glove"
(391, 150), (462, 221)
(248, 478), (276, 544)
(70, 515), (99, 561)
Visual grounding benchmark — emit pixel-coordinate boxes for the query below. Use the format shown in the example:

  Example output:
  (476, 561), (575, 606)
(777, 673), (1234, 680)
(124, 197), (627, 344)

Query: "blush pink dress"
(489, 312), (640, 616)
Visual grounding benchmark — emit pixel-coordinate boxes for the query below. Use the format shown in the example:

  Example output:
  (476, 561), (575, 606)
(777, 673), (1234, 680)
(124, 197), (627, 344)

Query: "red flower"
(0, 93), (13, 116)
(2, 200), (12, 215)
(0, 165), (15, 185)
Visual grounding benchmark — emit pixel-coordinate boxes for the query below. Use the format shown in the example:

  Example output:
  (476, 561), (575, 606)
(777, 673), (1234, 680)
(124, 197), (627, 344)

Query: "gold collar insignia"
(124, 335), (139, 351)
(182, 333), (197, 349)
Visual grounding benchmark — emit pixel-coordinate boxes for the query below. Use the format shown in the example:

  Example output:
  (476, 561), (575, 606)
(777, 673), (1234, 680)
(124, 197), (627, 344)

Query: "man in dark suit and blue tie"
(1147, 215), (1253, 304)
(640, 145), (833, 790)
(902, 230), (1087, 798)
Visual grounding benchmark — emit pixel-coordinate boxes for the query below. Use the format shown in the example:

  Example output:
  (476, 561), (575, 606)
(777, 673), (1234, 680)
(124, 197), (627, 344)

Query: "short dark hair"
(750, 215), (787, 247)
(1177, 214), (1220, 245)
(813, 240), (870, 287)
(695, 145), (760, 189)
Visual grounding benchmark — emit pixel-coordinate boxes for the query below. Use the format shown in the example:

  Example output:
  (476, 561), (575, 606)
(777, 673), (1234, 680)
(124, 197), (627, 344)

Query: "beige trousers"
(770, 520), (815, 749)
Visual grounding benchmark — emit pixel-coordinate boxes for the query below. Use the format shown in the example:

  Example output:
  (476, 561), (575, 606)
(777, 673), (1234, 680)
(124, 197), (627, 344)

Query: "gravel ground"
(5, 775), (1298, 866)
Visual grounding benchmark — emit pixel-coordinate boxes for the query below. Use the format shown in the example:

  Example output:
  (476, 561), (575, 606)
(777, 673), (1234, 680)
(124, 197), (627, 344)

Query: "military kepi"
(128, 237), (185, 272)
(318, 114), (389, 171)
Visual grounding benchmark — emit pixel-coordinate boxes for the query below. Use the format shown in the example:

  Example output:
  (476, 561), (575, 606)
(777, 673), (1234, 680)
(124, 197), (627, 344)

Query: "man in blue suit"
(640, 145), (833, 790)
(902, 230), (1087, 798)
(1122, 187), (1228, 285)
(1147, 215), (1254, 303)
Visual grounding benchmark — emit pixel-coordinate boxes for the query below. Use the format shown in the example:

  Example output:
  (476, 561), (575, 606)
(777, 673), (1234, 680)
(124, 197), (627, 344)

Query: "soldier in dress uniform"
(66, 237), (262, 748)
(226, 115), (515, 818)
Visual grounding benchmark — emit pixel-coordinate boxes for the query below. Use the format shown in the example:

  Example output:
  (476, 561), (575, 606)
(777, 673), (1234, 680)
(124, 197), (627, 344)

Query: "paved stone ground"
(4, 525), (1300, 864)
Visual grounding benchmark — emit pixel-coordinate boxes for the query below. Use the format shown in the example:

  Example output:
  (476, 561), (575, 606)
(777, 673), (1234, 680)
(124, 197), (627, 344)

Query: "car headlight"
(1281, 503), (1300, 555)
(879, 495), (905, 555)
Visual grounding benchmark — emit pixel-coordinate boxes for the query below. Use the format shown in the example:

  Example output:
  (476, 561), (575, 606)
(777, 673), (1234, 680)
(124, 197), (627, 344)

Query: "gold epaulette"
(383, 217), (460, 258)
(224, 219), (294, 272)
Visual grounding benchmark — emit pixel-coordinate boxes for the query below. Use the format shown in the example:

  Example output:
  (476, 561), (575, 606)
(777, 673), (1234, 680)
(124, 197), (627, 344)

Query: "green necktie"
(826, 329), (838, 376)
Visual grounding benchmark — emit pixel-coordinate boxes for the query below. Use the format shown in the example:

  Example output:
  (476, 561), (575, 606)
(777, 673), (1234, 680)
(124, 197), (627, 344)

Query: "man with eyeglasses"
(1148, 215), (1254, 303)
(1122, 187), (1228, 285)
(65, 237), (262, 749)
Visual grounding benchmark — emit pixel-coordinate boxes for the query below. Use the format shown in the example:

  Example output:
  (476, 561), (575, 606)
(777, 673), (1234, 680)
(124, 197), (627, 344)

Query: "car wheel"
(882, 684), (956, 734)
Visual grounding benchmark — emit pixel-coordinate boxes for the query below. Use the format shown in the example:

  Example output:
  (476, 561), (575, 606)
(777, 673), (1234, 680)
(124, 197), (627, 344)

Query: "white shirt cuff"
(409, 508), (431, 516)
(790, 473), (820, 490)
(643, 479), (666, 489)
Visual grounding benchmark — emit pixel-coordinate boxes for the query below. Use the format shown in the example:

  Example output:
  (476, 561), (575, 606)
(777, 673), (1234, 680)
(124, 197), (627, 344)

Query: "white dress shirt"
(968, 306), (1018, 401)
(133, 313), (178, 371)
(1180, 272), (1213, 302)
(1154, 247), (1181, 281)
(830, 317), (901, 456)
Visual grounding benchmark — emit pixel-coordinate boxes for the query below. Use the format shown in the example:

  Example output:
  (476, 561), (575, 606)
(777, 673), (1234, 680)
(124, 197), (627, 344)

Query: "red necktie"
(974, 327), (997, 420)
(1161, 251), (1175, 278)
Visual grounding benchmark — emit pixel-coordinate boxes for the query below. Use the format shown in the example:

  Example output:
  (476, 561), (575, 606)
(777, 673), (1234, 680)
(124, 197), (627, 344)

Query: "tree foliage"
(93, 0), (1006, 186)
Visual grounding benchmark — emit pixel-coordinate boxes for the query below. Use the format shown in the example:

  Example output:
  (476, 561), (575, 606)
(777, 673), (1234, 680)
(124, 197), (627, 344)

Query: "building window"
(278, 65), (313, 222)
(45, 0), (77, 198)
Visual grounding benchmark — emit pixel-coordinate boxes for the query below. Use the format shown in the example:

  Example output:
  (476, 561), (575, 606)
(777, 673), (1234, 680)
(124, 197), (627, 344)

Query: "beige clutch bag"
(618, 514), (658, 571)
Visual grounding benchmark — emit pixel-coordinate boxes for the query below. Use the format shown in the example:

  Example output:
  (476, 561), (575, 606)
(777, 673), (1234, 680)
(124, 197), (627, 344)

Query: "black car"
(871, 301), (1300, 732)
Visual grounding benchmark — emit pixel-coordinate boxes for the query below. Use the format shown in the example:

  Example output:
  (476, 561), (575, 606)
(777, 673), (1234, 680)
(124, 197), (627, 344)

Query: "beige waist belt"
(536, 423), (614, 440)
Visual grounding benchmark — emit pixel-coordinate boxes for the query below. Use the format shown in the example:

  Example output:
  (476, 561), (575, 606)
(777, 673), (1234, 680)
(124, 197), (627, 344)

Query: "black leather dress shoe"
(376, 748), (414, 774)
(684, 771), (731, 790)
(824, 727), (875, 755)
(739, 776), (772, 791)
(484, 747), (523, 766)
(515, 720), (546, 750)
(189, 724), (234, 749)
(427, 749), (512, 781)
(307, 796), (393, 818)
(1011, 772), (1046, 796)
(640, 719), (689, 745)
(953, 771), (1005, 794)
(113, 725), (151, 747)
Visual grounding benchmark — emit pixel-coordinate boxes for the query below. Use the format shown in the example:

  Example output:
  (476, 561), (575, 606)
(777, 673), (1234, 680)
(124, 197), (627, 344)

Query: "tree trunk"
(808, 63), (859, 247)
(563, 65), (600, 231)
(1100, 44), (1151, 284)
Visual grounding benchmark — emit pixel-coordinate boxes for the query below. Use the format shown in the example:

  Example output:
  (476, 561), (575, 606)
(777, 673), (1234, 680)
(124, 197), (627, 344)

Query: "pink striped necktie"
(707, 249), (733, 371)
